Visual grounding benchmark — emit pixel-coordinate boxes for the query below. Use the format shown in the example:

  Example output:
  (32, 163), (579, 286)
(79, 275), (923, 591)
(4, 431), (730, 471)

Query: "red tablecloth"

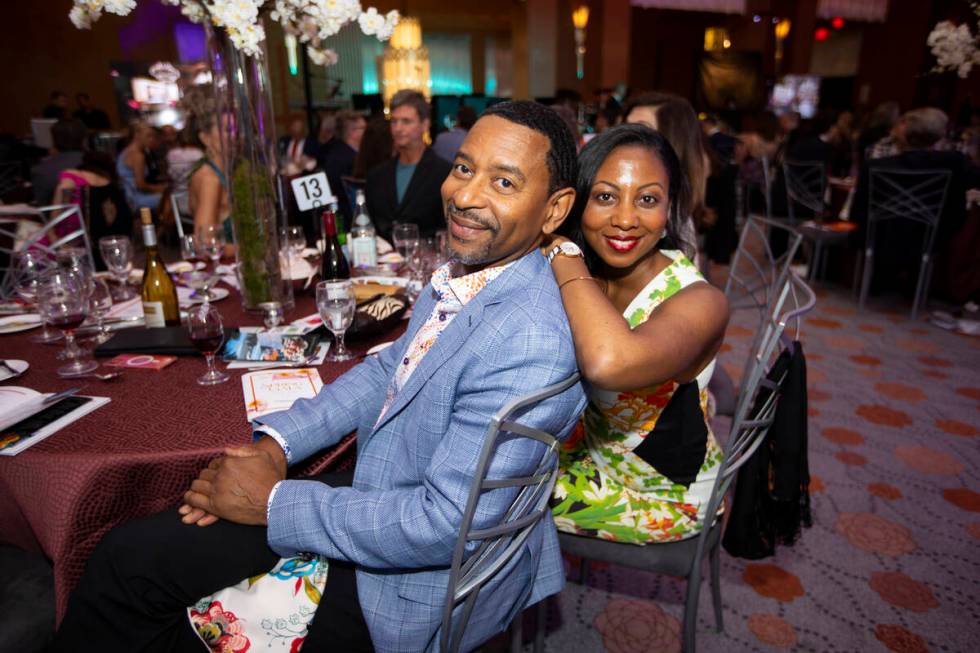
(0, 285), (401, 622)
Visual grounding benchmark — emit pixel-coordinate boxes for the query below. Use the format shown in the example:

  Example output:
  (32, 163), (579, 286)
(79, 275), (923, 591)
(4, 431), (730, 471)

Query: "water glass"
(186, 303), (230, 386)
(40, 270), (98, 377)
(259, 301), (284, 329)
(98, 235), (134, 300)
(199, 224), (225, 269)
(280, 225), (307, 258)
(392, 223), (420, 268)
(13, 250), (61, 344)
(57, 247), (94, 280)
(316, 279), (356, 362)
(87, 277), (114, 345)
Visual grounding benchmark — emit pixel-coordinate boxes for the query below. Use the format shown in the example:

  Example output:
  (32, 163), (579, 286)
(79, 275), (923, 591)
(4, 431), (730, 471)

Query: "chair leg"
(684, 562), (703, 653)
(911, 256), (933, 320)
(509, 610), (523, 653)
(808, 241), (822, 282)
(709, 541), (724, 633)
(534, 599), (546, 653)
(858, 249), (874, 311)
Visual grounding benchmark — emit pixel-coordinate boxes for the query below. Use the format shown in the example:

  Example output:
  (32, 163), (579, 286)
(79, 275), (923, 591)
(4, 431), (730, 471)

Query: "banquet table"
(0, 284), (403, 622)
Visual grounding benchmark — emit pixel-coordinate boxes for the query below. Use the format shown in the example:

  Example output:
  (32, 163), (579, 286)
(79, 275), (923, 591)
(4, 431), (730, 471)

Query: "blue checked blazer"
(256, 250), (586, 652)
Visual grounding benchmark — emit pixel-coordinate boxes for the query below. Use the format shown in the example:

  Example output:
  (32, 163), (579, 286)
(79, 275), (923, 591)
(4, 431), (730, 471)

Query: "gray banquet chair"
(857, 167), (951, 319)
(558, 272), (816, 653)
(441, 373), (581, 653)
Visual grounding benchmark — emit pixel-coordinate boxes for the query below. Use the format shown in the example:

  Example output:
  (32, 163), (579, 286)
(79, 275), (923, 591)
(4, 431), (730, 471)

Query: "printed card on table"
(241, 368), (323, 422)
(104, 354), (177, 370)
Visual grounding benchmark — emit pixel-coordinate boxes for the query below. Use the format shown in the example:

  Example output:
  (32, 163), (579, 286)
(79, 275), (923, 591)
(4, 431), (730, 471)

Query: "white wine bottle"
(139, 208), (180, 327)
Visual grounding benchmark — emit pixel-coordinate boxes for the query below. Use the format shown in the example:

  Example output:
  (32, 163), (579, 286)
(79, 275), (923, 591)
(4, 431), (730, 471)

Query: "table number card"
(241, 368), (323, 422)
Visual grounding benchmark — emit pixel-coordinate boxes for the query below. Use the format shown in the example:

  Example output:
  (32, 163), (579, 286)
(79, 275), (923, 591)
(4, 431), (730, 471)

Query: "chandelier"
(380, 17), (431, 108)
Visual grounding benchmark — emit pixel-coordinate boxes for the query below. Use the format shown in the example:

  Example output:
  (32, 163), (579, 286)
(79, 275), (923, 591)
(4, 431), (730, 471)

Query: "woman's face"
(582, 144), (671, 270)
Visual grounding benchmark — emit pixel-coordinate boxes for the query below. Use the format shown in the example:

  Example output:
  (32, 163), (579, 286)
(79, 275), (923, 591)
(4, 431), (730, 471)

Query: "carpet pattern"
(532, 287), (980, 653)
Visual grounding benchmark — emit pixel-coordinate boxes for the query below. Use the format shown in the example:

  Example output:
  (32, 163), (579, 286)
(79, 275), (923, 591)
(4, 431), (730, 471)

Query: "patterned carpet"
(527, 286), (980, 653)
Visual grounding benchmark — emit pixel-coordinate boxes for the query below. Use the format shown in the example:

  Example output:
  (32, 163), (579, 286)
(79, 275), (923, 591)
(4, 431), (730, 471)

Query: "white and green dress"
(551, 250), (723, 544)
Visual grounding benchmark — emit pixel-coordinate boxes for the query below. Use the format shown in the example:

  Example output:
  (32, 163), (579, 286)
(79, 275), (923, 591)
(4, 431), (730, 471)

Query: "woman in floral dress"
(543, 124), (729, 544)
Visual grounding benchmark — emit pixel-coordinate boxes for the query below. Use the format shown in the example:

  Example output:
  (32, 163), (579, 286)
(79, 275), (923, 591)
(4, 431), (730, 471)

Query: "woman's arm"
(190, 167), (222, 239)
(546, 240), (729, 392)
(127, 148), (166, 194)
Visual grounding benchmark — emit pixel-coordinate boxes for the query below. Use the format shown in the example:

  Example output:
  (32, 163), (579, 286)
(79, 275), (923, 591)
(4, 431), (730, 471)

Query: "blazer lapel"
(397, 148), (433, 213)
(370, 252), (545, 432)
(381, 158), (399, 218)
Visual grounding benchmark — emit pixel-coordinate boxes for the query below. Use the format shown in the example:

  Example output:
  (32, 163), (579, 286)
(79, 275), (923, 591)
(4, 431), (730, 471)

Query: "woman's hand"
(540, 233), (571, 257)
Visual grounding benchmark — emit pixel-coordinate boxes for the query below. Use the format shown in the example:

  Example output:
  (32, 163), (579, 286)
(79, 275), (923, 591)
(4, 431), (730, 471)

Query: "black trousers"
(51, 472), (372, 653)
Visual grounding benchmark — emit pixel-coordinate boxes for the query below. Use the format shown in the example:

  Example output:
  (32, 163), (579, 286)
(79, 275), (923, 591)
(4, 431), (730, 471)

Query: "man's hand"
(179, 438), (288, 527)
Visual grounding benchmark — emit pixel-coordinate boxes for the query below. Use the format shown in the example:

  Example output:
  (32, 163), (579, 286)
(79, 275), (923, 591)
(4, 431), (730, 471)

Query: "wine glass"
(40, 270), (99, 377)
(316, 279), (356, 362)
(280, 225), (306, 258)
(98, 235), (135, 300)
(186, 303), (230, 386)
(87, 277), (114, 345)
(13, 250), (61, 344)
(178, 236), (219, 302)
(392, 223), (420, 266)
(57, 247), (94, 279)
(199, 224), (225, 272)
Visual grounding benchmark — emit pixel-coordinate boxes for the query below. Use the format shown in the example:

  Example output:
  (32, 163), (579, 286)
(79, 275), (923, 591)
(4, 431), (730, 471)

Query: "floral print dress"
(552, 250), (723, 544)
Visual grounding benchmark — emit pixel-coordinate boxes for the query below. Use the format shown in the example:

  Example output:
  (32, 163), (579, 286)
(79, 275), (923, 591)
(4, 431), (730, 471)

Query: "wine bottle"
(320, 203), (350, 280)
(139, 208), (180, 327)
(351, 190), (377, 268)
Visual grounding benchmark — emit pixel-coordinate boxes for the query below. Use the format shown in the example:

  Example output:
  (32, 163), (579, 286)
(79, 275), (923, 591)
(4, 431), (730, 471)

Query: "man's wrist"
(253, 434), (289, 476)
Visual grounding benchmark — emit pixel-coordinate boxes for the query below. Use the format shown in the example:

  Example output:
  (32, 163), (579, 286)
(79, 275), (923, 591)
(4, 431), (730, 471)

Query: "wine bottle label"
(352, 236), (377, 267)
(142, 301), (166, 328)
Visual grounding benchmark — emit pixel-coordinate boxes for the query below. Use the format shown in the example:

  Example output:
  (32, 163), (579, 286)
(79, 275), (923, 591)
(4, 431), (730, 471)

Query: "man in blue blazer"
(54, 101), (586, 653)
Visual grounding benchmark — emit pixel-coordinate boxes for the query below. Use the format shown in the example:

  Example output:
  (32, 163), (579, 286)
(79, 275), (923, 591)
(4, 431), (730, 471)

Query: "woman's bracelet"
(558, 276), (598, 291)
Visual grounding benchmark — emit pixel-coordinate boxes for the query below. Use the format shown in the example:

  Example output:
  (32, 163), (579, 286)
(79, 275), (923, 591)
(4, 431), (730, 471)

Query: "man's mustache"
(445, 201), (499, 233)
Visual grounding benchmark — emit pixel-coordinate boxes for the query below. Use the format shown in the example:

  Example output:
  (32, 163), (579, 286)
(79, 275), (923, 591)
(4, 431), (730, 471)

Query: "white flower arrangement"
(927, 2), (980, 79)
(69, 0), (397, 62)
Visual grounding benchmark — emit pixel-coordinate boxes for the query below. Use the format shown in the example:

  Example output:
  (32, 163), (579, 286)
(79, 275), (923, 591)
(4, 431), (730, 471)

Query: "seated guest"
(850, 107), (980, 295)
(51, 151), (132, 269)
(165, 127), (204, 217)
(42, 90), (68, 120)
(279, 114), (318, 177)
(72, 92), (111, 131)
(186, 108), (234, 253)
(353, 113), (394, 180)
(365, 90), (452, 240)
(52, 101), (587, 653)
(30, 118), (86, 205)
(117, 121), (166, 212)
(545, 124), (729, 544)
(433, 105), (477, 162)
(317, 110), (367, 223)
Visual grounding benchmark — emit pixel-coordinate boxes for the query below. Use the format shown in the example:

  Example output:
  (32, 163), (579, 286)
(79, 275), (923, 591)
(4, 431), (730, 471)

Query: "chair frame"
(560, 273), (816, 653)
(782, 159), (827, 224)
(858, 167), (951, 319)
(0, 203), (94, 299)
(440, 373), (581, 653)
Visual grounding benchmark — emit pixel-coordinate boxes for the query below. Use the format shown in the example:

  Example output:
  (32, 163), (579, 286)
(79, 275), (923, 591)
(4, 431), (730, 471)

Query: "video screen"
(769, 75), (820, 119)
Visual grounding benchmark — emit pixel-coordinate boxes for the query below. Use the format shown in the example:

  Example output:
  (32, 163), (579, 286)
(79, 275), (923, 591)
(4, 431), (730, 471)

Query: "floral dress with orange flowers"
(551, 250), (723, 544)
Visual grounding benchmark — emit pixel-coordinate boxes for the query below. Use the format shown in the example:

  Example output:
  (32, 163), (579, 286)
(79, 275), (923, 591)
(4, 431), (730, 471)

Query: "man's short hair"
(51, 119), (87, 152)
(456, 105), (477, 130)
(482, 100), (577, 195)
(902, 108), (948, 149)
(336, 110), (365, 140)
(390, 90), (430, 122)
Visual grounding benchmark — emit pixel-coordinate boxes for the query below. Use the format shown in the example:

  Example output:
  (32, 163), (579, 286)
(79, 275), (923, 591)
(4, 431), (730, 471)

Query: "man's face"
(289, 119), (305, 140)
(390, 105), (427, 151)
(441, 115), (561, 269)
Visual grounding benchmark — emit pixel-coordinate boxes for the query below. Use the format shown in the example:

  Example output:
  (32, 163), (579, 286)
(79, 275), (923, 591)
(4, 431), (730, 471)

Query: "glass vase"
(206, 22), (293, 313)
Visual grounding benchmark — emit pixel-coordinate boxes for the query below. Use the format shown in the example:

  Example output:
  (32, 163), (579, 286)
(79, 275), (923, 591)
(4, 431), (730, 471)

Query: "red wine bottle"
(320, 205), (350, 281)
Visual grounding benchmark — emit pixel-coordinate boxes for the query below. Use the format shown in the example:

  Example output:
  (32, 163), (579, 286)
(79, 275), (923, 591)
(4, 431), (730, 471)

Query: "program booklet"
(241, 368), (323, 422)
(223, 327), (321, 363)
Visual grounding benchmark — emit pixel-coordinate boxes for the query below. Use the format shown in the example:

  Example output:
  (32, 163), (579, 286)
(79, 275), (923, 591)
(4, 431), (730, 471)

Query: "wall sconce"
(774, 18), (791, 63)
(380, 17), (431, 110)
(572, 5), (589, 80)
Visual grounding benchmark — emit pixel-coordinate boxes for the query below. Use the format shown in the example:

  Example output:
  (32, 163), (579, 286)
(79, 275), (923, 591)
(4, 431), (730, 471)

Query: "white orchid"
(927, 4), (980, 79)
(68, 0), (398, 62)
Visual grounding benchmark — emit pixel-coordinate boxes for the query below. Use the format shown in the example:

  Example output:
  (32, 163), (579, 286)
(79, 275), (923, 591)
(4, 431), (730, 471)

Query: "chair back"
(169, 192), (195, 239)
(0, 204), (94, 299)
(440, 373), (581, 653)
(724, 215), (803, 319)
(0, 161), (20, 200)
(866, 167), (950, 254)
(783, 160), (827, 222)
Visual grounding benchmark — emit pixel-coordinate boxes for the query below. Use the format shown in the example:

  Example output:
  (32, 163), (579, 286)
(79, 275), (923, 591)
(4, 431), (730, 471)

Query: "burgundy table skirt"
(0, 287), (402, 622)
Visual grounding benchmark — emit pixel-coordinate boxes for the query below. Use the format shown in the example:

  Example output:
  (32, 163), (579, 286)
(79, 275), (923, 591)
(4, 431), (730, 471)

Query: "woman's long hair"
(558, 123), (692, 273)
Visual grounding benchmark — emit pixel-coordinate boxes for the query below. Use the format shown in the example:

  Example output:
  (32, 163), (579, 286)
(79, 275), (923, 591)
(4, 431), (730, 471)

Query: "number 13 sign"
(290, 172), (334, 211)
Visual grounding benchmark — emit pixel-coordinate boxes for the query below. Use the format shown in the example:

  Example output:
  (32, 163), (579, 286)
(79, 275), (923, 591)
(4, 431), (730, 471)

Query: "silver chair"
(170, 192), (195, 239)
(857, 167), (951, 319)
(441, 373), (581, 653)
(0, 203), (94, 299)
(559, 272), (816, 653)
(782, 159), (850, 283)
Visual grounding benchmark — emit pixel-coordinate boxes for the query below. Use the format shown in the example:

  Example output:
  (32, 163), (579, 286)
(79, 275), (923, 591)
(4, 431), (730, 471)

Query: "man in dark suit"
(365, 90), (452, 240)
(316, 110), (366, 223)
(850, 107), (980, 294)
(278, 115), (318, 177)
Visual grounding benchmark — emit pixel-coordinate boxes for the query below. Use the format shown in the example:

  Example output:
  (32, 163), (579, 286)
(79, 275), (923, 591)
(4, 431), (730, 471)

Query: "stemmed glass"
(87, 277), (114, 345)
(280, 225), (307, 258)
(98, 235), (135, 300)
(392, 223), (422, 298)
(316, 279), (356, 362)
(178, 235), (219, 302)
(40, 270), (99, 377)
(199, 224), (225, 273)
(186, 303), (230, 386)
(13, 250), (61, 344)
